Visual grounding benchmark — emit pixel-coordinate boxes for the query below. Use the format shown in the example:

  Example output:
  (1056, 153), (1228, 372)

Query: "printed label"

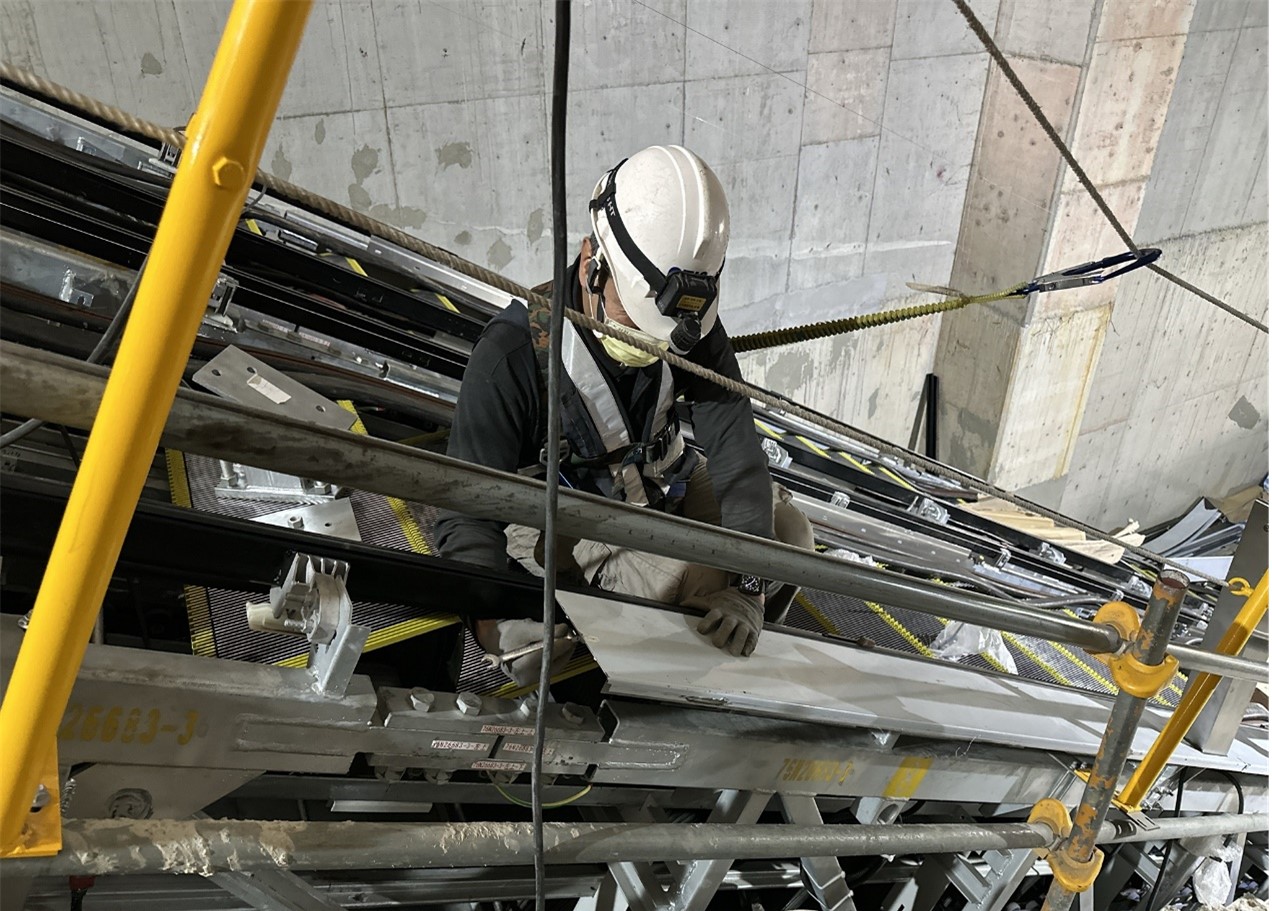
(472, 759), (526, 772)
(503, 742), (534, 754)
(481, 724), (536, 736)
(430, 739), (485, 752)
(778, 758), (854, 785)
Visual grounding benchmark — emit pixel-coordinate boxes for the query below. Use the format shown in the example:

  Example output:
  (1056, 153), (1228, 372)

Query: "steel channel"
(2, 341), (1267, 683)
(1043, 571), (1188, 910)
(8, 813), (1266, 877)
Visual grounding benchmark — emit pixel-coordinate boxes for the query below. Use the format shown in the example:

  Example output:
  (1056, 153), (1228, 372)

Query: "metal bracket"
(909, 496), (949, 525)
(57, 269), (94, 308)
(760, 437), (793, 469)
(245, 554), (370, 697)
(215, 462), (341, 504)
(1038, 542), (1067, 566)
(203, 273), (239, 330)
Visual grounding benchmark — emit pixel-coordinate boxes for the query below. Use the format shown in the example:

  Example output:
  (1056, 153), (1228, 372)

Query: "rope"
(0, 64), (1227, 586)
(732, 288), (1021, 352)
(949, 0), (1266, 335)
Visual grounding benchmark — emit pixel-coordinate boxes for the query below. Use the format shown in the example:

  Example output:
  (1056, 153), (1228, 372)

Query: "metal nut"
(211, 155), (246, 190)
(456, 692), (482, 716)
(287, 515), (304, 529)
(409, 689), (435, 712)
(560, 703), (585, 726)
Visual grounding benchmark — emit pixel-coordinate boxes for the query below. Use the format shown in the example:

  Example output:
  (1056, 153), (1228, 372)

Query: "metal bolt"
(106, 788), (153, 819)
(456, 692), (482, 716)
(210, 155), (246, 190)
(30, 784), (50, 811)
(409, 689), (435, 712)
(560, 703), (585, 726)
(287, 515), (304, 529)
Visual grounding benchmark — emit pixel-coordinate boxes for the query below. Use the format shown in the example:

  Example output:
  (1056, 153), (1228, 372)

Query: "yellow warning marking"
(795, 435), (831, 459)
(878, 466), (917, 491)
(753, 418), (784, 439)
(492, 656), (600, 698)
(245, 218), (263, 235)
(796, 592), (839, 636)
(867, 601), (933, 657)
(1002, 632), (1071, 687)
(165, 449), (216, 656)
(884, 756), (933, 799)
(837, 451), (875, 475)
(436, 293), (460, 313)
(339, 400), (432, 555)
(276, 613), (462, 667)
(346, 257), (368, 276)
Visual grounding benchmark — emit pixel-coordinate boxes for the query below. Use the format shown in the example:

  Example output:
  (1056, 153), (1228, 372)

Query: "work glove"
(683, 588), (763, 657)
(480, 619), (576, 688)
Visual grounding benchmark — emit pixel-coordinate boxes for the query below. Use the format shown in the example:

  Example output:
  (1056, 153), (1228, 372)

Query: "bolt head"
(30, 784), (51, 811)
(409, 689), (435, 712)
(457, 692), (482, 716)
(211, 156), (246, 190)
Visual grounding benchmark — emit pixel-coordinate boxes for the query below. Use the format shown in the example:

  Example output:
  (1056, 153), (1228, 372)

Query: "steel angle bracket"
(1028, 798), (1103, 894)
(1088, 602), (1179, 699)
(1, 739), (60, 858)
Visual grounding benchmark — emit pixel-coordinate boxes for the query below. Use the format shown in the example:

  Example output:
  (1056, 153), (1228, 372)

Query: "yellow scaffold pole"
(1115, 571), (1269, 812)
(0, 0), (312, 854)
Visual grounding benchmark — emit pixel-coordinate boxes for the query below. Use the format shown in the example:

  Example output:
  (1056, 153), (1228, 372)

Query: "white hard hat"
(589, 145), (730, 350)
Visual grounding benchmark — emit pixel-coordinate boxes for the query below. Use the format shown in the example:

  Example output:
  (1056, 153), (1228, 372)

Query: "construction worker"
(437, 145), (814, 685)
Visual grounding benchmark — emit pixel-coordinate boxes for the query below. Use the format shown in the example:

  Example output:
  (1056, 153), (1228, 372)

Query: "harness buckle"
(539, 438), (571, 467)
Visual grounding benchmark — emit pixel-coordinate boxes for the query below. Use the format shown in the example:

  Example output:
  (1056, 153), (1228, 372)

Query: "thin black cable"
(949, 0), (1265, 335)
(1145, 768), (1187, 910)
(57, 425), (81, 468)
(534, 3), (570, 910)
(0, 252), (150, 449)
(1216, 769), (1246, 816)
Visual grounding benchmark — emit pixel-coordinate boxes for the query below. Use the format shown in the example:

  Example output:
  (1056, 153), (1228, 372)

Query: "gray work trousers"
(506, 459), (816, 623)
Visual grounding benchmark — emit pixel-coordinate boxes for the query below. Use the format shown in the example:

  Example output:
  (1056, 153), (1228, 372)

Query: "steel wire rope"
(0, 64), (1231, 586)
(535, 3), (571, 909)
(948, 0), (1266, 335)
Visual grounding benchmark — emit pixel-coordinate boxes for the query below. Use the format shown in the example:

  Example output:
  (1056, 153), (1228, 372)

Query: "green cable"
(493, 780), (593, 809)
(731, 287), (1023, 353)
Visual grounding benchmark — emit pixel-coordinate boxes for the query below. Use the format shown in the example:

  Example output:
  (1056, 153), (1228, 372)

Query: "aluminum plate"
(559, 591), (1267, 772)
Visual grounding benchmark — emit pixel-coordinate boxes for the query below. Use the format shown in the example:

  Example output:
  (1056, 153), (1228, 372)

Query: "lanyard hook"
(1026, 247), (1162, 295)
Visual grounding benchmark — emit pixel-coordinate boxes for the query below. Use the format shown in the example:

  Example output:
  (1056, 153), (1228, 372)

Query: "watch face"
(737, 574), (765, 597)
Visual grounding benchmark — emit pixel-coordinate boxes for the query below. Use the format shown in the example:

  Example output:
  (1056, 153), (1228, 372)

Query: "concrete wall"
(1055, 0), (1269, 529)
(0, 0), (1265, 526)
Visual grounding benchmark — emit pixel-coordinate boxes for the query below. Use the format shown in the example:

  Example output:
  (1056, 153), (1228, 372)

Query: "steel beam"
(7, 813), (1265, 877)
(2, 341), (1265, 683)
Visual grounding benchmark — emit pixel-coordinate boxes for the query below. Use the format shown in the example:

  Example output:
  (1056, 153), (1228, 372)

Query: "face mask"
(598, 316), (667, 368)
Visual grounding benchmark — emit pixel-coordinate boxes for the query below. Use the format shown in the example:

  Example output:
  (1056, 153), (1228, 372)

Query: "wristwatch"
(734, 574), (767, 598)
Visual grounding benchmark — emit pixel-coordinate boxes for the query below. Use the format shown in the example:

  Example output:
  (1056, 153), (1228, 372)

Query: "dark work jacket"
(435, 258), (774, 571)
